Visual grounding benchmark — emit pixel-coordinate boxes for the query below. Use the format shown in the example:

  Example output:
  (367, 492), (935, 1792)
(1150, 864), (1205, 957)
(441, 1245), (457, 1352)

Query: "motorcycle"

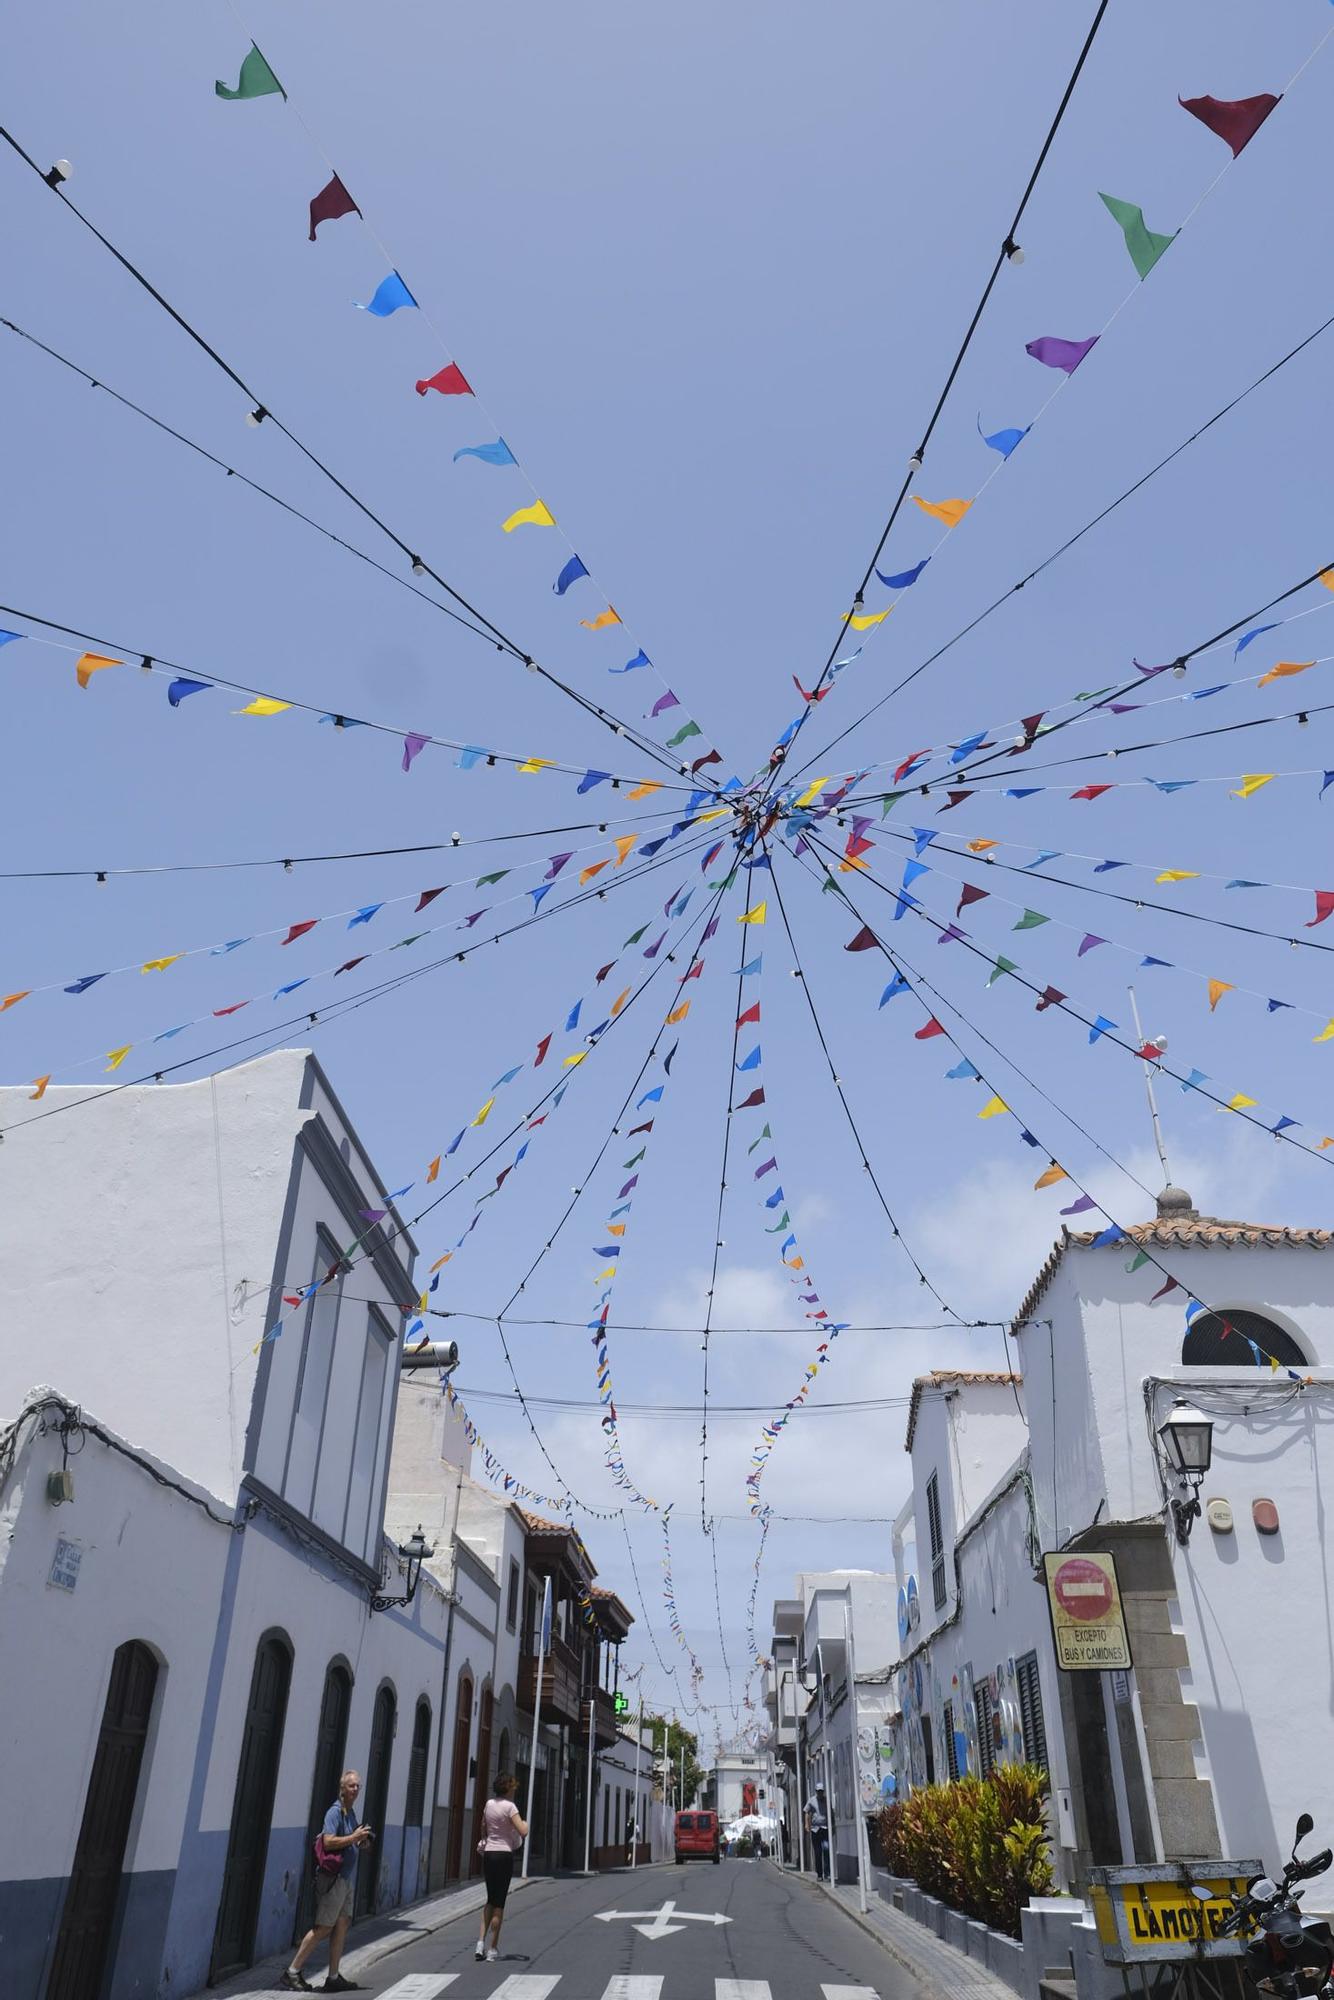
(1194, 1814), (1334, 1998)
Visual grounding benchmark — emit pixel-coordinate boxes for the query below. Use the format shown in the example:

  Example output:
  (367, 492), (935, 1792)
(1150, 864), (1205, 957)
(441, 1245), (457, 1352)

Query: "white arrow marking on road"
(594, 1899), (732, 1942)
(376, 1980), (459, 2000)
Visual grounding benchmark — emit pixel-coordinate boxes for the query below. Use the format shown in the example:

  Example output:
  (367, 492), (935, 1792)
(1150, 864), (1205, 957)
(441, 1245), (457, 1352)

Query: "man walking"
(803, 1795), (829, 1880)
(283, 1770), (372, 1993)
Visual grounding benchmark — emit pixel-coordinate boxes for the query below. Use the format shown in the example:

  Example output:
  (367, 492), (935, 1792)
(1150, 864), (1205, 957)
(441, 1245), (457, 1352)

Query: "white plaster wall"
(948, 1384), (1029, 1524)
(0, 1393), (229, 1884)
(906, 1395), (957, 1636)
(0, 1056), (310, 1503)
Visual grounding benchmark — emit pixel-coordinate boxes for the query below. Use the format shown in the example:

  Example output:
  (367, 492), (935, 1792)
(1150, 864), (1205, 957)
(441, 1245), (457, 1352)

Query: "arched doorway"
(469, 1685), (494, 1877)
(295, 1660), (353, 1942)
(47, 1639), (159, 2000)
(355, 1684), (396, 1919)
(212, 1633), (293, 1978)
(445, 1672), (473, 1882)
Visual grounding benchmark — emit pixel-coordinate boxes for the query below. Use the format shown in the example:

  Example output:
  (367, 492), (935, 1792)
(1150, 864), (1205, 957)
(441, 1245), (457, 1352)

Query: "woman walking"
(475, 1774), (528, 1963)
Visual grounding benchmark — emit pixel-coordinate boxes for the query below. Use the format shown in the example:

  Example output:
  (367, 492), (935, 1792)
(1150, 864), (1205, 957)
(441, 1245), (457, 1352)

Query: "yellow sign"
(1043, 1551), (1131, 1671)
(1090, 1865), (1258, 1963)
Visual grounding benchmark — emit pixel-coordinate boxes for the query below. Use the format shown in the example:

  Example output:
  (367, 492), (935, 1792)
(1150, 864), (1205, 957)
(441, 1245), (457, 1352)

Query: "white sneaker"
(475, 1943), (486, 1961)
(486, 1949), (499, 1962)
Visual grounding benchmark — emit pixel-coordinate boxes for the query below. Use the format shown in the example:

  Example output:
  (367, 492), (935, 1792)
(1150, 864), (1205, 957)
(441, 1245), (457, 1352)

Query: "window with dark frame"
(942, 1699), (959, 1782)
(920, 1713), (935, 1786)
(926, 1472), (947, 1610)
(1015, 1651), (1048, 1771)
(974, 1677), (996, 1780)
(507, 1559), (521, 1632)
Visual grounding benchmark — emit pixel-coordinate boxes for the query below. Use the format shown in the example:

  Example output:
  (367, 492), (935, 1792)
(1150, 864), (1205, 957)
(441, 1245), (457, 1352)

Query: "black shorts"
(483, 1851), (514, 1907)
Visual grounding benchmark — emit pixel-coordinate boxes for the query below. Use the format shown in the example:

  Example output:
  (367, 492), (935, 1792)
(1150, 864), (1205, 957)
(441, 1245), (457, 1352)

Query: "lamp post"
(371, 1525), (435, 1612)
(1157, 1399), (1214, 1543)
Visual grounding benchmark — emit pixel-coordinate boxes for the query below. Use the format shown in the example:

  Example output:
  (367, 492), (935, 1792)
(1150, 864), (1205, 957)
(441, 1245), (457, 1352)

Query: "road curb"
(779, 1865), (958, 2000)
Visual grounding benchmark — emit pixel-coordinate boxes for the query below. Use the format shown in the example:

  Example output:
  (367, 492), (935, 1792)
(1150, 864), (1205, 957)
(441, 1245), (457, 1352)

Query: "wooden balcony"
(517, 1637), (621, 1748)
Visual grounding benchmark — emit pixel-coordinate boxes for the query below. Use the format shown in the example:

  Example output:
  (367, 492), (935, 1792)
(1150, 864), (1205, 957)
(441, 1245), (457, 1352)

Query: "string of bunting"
(208, 8), (729, 786)
(770, 44), (1329, 777)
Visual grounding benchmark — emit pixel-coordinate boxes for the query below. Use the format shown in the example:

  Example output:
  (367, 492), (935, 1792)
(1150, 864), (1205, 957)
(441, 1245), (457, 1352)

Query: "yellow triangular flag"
(614, 834), (636, 866)
(912, 494), (972, 528)
(502, 499), (556, 532)
(1320, 570), (1334, 592)
(596, 1264), (616, 1282)
(1223, 1093), (1257, 1111)
(1256, 659), (1314, 687)
(665, 1000), (691, 1023)
(795, 776), (830, 808)
(627, 780), (661, 801)
(75, 652), (121, 689)
(579, 859), (610, 885)
(610, 986), (631, 1017)
(967, 839), (998, 854)
(838, 855), (869, 872)
(471, 1096), (495, 1126)
(29, 1075), (50, 1101)
(562, 1050), (587, 1069)
(1231, 773), (1274, 799)
(417, 1291), (429, 1312)
(430, 1253), (452, 1273)
(606, 1223), (626, 1237)
(785, 1256), (805, 1271)
(738, 901), (767, 926)
(1315, 1020), (1334, 1044)
(1155, 870), (1199, 884)
(579, 606), (622, 631)
(1207, 979), (1233, 1011)
(141, 955), (182, 974)
(105, 1046), (131, 1072)
(844, 608), (891, 630)
(235, 696), (291, 717)
(697, 807), (731, 822)
(1320, 1136), (1334, 1149)
(518, 756), (553, 774)
(978, 1095), (1008, 1119)
(1034, 1164), (1067, 1189)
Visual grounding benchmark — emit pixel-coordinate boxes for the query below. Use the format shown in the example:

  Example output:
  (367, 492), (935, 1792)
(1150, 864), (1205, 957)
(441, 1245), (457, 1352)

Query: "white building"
(890, 1185), (1334, 1889)
(0, 1053), (451, 2000)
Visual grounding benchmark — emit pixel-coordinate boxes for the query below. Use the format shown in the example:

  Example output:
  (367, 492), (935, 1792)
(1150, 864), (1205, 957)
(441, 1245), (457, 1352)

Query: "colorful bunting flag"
(1179, 91), (1280, 157)
(911, 495), (972, 528)
(308, 174), (359, 239)
(357, 272), (418, 317)
(215, 44), (285, 100)
(416, 362), (473, 397)
(453, 439), (517, 466)
(502, 500), (556, 532)
(1026, 334), (1099, 374)
(1099, 193), (1176, 279)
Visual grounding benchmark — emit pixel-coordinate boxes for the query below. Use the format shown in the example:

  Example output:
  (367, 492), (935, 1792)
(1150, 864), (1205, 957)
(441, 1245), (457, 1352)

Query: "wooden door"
(47, 1641), (158, 2000)
(212, 1636), (292, 1978)
(444, 1675), (472, 1882)
(469, 1687), (494, 1877)
(295, 1664), (352, 1941)
(355, 1685), (395, 1919)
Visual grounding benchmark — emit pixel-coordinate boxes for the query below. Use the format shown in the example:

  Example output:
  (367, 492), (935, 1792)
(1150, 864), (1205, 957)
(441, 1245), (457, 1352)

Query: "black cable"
(0, 127), (718, 791)
(786, 314), (1334, 782)
(766, 0), (1111, 789)
(698, 861), (752, 1530)
(317, 1298), (1015, 1333)
(764, 838), (962, 1315)
(618, 1514), (684, 1691)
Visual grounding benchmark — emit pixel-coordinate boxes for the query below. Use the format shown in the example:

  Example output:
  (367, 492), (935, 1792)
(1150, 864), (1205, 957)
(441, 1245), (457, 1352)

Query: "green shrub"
(874, 1764), (1053, 1938)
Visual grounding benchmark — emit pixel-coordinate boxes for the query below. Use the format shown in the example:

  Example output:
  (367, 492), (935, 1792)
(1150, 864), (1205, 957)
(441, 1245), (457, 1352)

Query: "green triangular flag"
(476, 870), (509, 887)
(1125, 1250), (1150, 1273)
(880, 791), (905, 817)
(1013, 909), (1049, 931)
(1075, 685), (1114, 702)
(624, 924), (649, 945)
(215, 43), (285, 100)
(392, 933), (426, 949)
(622, 1147), (646, 1169)
(765, 1211), (791, 1231)
(1099, 193), (1176, 281)
(708, 868), (738, 891)
(820, 872), (839, 894)
(987, 955), (1018, 987)
(747, 1123), (773, 1153)
(666, 719), (702, 748)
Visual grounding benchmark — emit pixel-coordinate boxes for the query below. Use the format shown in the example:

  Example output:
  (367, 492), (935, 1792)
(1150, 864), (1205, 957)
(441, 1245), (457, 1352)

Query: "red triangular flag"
(416, 886), (446, 912)
(1179, 91), (1280, 158)
(736, 1087), (766, 1109)
(534, 1032), (552, 1067)
(214, 1001), (248, 1016)
(1035, 985), (1066, 1012)
(845, 926), (878, 952)
(737, 1001), (761, 1027)
(1070, 784), (1112, 801)
(793, 674), (830, 703)
(1009, 712), (1044, 753)
(938, 789), (973, 811)
(595, 962), (615, 983)
(1150, 1276), (1180, 1302)
(692, 748), (723, 774)
(1308, 890), (1334, 928)
(956, 883), (988, 918)
(308, 173), (360, 241)
(335, 956), (367, 975)
(415, 363), (474, 397)
(282, 919), (317, 945)
(894, 748), (930, 783)
(914, 1017), (945, 1040)
(1134, 1041), (1164, 1061)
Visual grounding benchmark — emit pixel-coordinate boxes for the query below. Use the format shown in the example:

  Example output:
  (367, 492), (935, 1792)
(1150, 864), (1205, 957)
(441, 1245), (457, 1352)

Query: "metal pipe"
(843, 1590), (868, 1914)
(630, 1693), (643, 1869)
(521, 1575), (550, 1878)
(583, 1698), (597, 1873)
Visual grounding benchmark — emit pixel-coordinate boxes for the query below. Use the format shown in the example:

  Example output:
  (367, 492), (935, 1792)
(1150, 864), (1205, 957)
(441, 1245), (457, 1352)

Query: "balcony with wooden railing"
(517, 1632), (621, 1747)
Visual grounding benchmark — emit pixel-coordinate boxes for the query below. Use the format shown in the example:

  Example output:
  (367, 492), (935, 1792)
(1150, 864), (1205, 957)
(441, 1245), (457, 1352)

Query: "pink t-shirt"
(481, 1798), (522, 1851)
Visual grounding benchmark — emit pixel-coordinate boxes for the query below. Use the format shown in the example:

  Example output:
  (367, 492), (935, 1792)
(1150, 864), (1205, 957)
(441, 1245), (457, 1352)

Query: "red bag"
(313, 1833), (343, 1877)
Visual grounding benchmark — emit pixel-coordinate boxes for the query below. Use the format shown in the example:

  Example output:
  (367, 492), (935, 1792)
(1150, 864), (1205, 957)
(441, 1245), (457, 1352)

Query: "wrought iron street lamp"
(372, 1524), (435, 1611)
(1157, 1400), (1214, 1543)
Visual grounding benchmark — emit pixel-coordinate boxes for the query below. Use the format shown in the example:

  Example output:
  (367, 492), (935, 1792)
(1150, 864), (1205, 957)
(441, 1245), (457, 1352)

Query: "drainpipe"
(424, 1457), (466, 1892)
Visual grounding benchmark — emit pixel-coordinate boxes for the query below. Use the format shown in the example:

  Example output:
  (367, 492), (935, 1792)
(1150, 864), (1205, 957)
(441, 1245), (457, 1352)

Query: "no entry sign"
(1043, 1551), (1131, 1670)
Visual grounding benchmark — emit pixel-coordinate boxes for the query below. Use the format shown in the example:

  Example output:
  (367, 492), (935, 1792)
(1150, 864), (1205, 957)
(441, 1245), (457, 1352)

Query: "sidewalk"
(198, 1877), (544, 2000)
(789, 1868), (1016, 2000)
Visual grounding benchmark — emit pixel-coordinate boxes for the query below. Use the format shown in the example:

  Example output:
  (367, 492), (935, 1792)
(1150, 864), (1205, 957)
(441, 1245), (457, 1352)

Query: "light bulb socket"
(1003, 237), (1024, 264)
(245, 405), (267, 428)
(45, 160), (72, 188)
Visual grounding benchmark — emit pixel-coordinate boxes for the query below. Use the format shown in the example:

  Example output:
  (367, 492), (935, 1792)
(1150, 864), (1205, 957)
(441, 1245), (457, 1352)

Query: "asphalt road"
(339, 1860), (923, 2000)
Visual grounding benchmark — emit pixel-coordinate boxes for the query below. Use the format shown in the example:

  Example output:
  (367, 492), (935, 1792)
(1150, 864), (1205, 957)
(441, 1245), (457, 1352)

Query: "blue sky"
(5, 0), (1333, 1744)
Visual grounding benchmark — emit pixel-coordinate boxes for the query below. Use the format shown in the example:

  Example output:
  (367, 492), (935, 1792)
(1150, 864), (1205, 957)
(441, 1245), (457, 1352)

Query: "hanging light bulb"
(245, 405), (267, 428)
(1003, 237), (1024, 265)
(44, 159), (73, 188)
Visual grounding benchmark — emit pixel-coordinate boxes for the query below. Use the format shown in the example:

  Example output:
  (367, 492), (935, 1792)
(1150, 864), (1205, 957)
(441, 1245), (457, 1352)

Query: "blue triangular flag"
(554, 555), (589, 596)
(167, 677), (210, 706)
(874, 559), (930, 590)
(978, 414), (1031, 457)
(612, 650), (651, 674)
(357, 271), (417, 316)
(453, 438), (517, 466)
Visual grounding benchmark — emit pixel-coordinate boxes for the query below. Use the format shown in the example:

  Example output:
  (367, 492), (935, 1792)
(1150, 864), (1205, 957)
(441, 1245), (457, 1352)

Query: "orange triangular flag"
(76, 652), (121, 689)
(1034, 1163), (1067, 1189)
(29, 1075), (51, 1101)
(1207, 978), (1233, 1011)
(426, 1155), (441, 1183)
(1256, 659), (1314, 687)
(0, 991), (30, 1013)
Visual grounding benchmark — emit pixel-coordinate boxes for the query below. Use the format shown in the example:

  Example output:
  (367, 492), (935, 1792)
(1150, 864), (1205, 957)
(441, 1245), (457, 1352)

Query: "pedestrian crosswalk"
(376, 1978), (879, 2000)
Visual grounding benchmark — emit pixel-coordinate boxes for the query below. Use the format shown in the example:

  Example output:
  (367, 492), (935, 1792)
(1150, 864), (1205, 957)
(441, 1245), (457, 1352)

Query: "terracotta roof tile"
(1011, 1217), (1334, 1334)
(905, 1371), (1021, 1451)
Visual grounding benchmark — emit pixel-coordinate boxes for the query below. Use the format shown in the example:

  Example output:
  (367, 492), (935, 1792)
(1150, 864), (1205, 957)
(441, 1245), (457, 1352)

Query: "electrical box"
(46, 1468), (74, 1506)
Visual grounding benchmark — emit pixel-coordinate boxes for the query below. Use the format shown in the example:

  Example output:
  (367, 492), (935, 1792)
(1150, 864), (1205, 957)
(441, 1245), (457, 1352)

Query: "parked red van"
(674, 1809), (721, 1863)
